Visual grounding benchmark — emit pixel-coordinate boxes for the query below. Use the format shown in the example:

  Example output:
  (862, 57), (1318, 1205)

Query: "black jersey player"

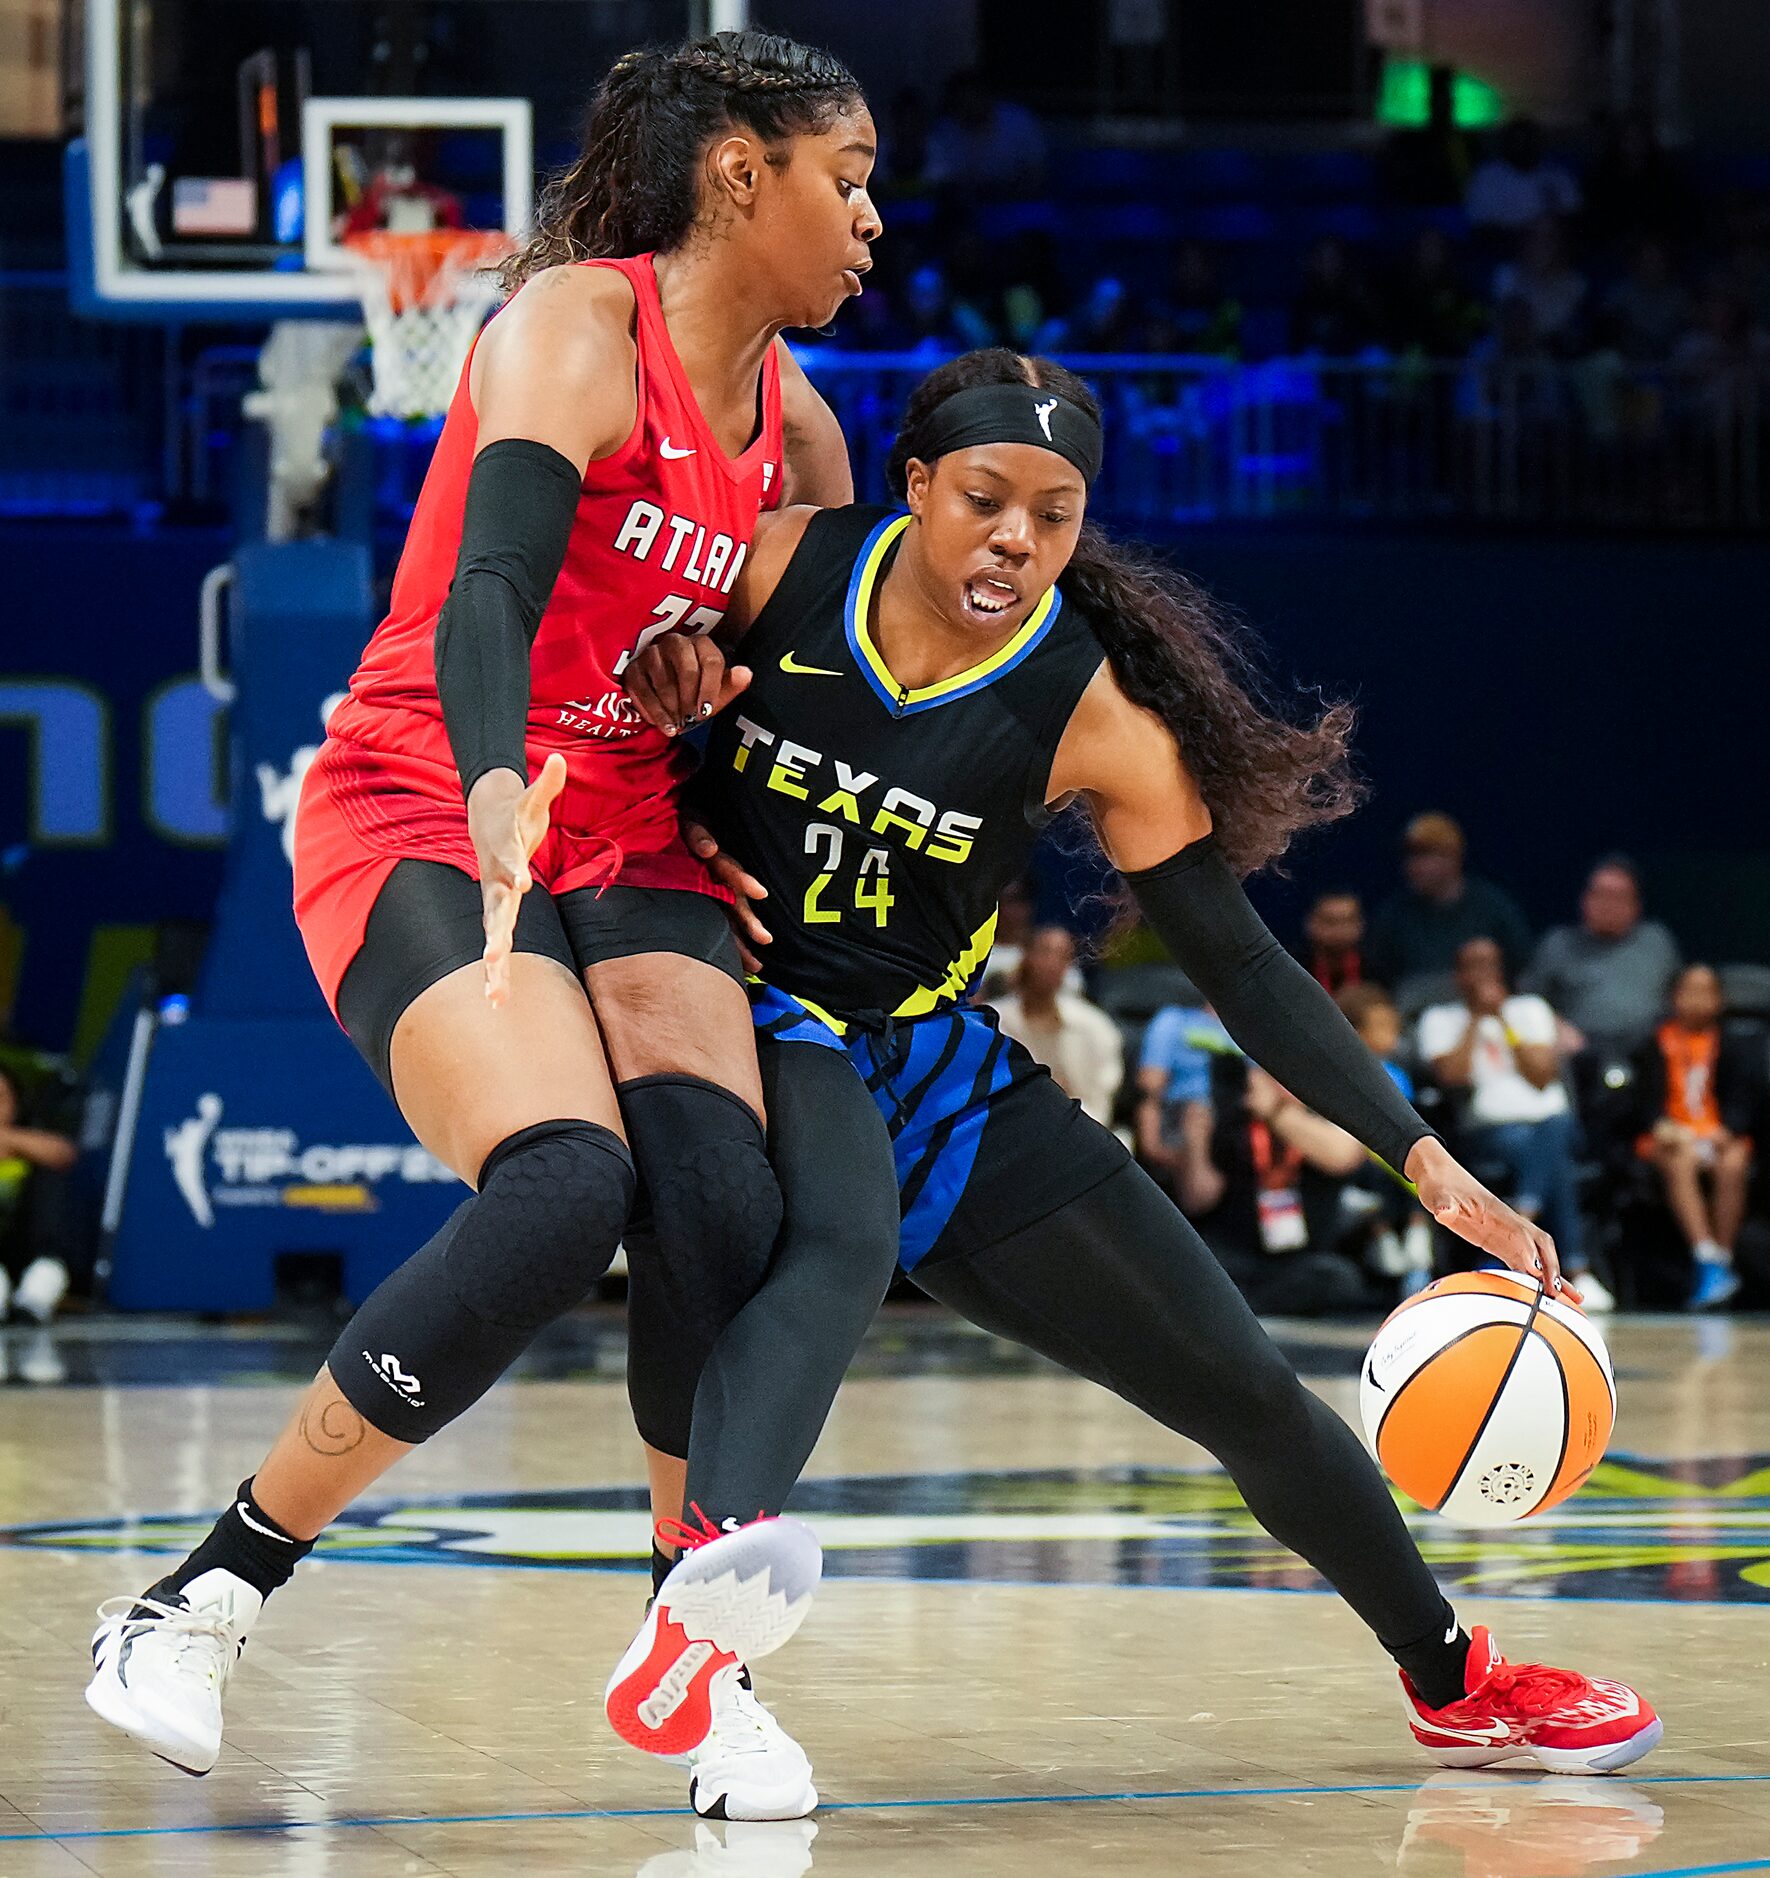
(605, 350), (1659, 1819)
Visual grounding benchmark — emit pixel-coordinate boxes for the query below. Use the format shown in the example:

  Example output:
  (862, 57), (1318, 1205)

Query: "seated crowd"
(841, 89), (1769, 419)
(979, 811), (1767, 1319)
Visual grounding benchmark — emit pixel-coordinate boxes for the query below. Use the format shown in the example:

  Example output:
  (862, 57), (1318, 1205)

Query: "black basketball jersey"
(696, 504), (1106, 1021)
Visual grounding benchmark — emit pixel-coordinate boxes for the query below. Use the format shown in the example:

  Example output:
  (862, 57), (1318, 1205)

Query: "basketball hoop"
(343, 229), (513, 420)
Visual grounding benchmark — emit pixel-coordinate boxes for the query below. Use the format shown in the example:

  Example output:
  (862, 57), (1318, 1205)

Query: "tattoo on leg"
(298, 1396), (367, 1457)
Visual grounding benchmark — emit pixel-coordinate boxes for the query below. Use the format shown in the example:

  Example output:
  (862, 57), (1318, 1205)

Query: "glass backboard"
(74, 0), (718, 319)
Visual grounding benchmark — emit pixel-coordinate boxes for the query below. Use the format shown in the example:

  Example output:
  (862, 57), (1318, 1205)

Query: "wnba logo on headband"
(911, 382), (1104, 485)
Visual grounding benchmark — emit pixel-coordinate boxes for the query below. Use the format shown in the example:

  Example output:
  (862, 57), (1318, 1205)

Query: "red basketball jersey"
(325, 253), (784, 872)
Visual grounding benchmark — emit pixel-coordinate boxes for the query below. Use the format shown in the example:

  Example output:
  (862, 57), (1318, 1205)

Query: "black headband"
(907, 382), (1104, 486)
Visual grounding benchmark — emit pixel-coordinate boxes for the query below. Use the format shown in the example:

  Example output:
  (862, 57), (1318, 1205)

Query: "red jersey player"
(87, 29), (877, 1816)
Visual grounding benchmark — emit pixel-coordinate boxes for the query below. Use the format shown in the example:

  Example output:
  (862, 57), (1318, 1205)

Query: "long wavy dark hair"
(501, 31), (863, 291)
(886, 349), (1361, 875)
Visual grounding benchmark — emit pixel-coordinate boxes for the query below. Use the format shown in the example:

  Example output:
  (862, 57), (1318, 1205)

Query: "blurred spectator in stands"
(1367, 813), (1532, 988)
(1381, 63), (1474, 208)
(1597, 237), (1695, 365)
(880, 85), (932, 191)
(1492, 217), (1589, 358)
(1336, 984), (1436, 1292)
(979, 878), (1035, 1000)
(1044, 275), (1140, 354)
(1388, 228), (1486, 359)
(977, 230), (1064, 350)
(1144, 242), (1243, 357)
(1337, 983), (1416, 1103)
(1295, 890), (1366, 995)
(1458, 294), (1566, 424)
(1290, 237), (1384, 358)
(1672, 276), (1770, 430)
(991, 928), (1124, 1127)
(1585, 109), (1693, 249)
(924, 70), (1048, 197)
(0, 1063), (78, 1323)
(874, 260), (993, 354)
(1136, 1000), (1236, 1200)
(1189, 1060), (1373, 1316)
(1629, 964), (1760, 1311)
(1525, 855), (1681, 1053)
(1465, 117), (1581, 234)
(1419, 937), (1606, 1305)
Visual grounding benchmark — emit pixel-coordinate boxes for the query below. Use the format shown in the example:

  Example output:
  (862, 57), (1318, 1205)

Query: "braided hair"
(889, 349), (1362, 876)
(502, 31), (863, 290)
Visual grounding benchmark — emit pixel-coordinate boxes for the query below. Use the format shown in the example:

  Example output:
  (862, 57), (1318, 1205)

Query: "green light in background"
(1377, 60), (1505, 130)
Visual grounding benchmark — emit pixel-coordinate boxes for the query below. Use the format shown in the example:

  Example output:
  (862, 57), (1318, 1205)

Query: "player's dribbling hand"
(682, 818), (770, 974)
(1404, 1137), (1578, 1300)
(623, 635), (752, 736)
(468, 754), (567, 1007)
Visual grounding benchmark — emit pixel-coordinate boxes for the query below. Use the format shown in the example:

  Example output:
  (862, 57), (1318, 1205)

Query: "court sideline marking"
(3, 1770), (1767, 1845)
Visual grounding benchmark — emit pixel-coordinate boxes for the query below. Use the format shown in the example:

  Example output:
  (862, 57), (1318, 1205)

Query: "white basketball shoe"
(686, 1668), (817, 1820)
(605, 1510), (821, 1759)
(85, 1569), (261, 1774)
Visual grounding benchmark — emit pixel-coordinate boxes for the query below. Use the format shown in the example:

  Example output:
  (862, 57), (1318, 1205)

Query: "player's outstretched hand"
(683, 817), (770, 974)
(624, 634), (751, 736)
(468, 754), (567, 1007)
(1404, 1137), (1577, 1299)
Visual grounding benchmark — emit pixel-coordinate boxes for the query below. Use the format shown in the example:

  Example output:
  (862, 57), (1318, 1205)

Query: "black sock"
(150, 1477), (314, 1604)
(1390, 1605), (1471, 1710)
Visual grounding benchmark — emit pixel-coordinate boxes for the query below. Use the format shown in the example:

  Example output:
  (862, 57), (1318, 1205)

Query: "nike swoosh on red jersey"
(659, 437), (696, 459)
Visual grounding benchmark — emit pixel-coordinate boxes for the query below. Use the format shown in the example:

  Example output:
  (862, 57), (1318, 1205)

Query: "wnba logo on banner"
(163, 1093), (454, 1228)
(255, 692), (347, 866)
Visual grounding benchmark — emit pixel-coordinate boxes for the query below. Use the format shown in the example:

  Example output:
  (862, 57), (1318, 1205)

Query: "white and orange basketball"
(1359, 1269), (1615, 1527)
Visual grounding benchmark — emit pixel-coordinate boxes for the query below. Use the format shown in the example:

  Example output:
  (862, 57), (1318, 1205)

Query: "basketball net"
(343, 230), (513, 420)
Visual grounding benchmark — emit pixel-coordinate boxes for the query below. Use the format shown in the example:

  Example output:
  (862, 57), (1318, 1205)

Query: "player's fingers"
(480, 885), (518, 1006)
(734, 934), (763, 975)
(517, 761), (565, 855)
(734, 897), (772, 947)
(653, 636), (701, 730)
(717, 663), (754, 713)
(709, 849), (769, 908)
(690, 640), (732, 723)
(531, 751), (567, 806)
(624, 661), (673, 733)
(1530, 1223), (1566, 1293)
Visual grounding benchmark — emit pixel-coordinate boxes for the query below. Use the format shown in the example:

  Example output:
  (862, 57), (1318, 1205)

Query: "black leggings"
(664, 1039), (1452, 1666)
(658, 1040), (902, 1516)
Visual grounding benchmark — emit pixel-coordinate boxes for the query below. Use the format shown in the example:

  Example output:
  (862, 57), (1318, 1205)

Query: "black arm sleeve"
(433, 437), (582, 800)
(1125, 835), (1438, 1175)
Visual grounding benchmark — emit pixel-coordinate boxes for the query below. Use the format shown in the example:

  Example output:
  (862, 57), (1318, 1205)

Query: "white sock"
(1694, 1240), (1730, 1266)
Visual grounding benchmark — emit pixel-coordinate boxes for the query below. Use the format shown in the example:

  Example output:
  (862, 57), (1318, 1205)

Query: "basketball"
(1359, 1271), (1615, 1527)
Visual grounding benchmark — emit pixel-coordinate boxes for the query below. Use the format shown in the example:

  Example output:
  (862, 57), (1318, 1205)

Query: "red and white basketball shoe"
(605, 1508), (821, 1759)
(1402, 1628), (1662, 1775)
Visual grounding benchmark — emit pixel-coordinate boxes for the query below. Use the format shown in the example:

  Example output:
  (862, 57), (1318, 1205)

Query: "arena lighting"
(1377, 59), (1505, 129)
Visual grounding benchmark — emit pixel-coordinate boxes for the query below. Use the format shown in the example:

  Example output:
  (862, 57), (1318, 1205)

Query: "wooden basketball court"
(2, 1312), (1766, 1876)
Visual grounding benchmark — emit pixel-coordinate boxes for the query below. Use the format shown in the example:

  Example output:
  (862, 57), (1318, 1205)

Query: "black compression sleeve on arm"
(434, 437), (582, 800)
(1125, 835), (1438, 1175)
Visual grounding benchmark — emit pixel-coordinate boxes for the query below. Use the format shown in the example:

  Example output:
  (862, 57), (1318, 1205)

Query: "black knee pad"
(331, 1119), (634, 1441)
(619, 1073), (784, 1351)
